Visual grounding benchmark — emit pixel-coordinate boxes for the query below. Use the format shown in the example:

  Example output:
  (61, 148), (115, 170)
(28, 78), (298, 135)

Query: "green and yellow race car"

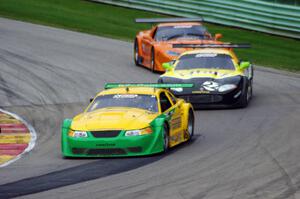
(61, 83), (195, 157)
(158, 43), (253, 108)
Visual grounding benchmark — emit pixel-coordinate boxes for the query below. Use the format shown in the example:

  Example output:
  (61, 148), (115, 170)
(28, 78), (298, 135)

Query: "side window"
(167, 92), (177, 105)
(159, 92), (172, 112)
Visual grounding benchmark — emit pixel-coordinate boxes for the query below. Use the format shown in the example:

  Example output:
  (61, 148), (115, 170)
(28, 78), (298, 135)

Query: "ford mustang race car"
(134, 18), (223, 72)
(61, 83), (195, 157)
(158, 44), (253, 108)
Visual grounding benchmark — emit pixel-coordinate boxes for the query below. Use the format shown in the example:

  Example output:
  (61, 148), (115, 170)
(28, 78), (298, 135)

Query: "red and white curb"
(0, 108), (37, 168)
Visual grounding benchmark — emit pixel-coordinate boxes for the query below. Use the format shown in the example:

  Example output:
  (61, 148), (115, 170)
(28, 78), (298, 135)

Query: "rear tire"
(187, 110), (194, 140)
(151, 48), (156, 73)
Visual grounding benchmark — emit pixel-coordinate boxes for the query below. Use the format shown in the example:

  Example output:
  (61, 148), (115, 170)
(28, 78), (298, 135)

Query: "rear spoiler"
(105, 83), (194, 89)
(173, 43), (251, 49)
(135, 18), (203, 23)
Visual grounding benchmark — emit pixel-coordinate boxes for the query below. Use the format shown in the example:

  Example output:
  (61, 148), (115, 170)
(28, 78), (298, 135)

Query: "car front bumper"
(61, 129), (164, 157)
(176, 89), (244, 108)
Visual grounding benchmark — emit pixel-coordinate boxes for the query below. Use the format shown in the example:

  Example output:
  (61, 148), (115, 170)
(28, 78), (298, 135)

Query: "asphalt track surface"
(0, 18), (299, 199)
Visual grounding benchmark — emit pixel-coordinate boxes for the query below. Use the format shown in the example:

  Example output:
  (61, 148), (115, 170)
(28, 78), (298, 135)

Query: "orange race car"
(134, 18), (223, 73)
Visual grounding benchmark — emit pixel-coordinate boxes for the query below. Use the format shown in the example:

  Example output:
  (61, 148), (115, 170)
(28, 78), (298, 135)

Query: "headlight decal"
(68, 130), (88, 138)
(218, 84), (237, 92)
(125, 127), (153, 136)
(125, 130), (141, 136)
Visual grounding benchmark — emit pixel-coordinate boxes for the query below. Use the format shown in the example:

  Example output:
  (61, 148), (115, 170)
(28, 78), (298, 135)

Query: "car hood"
(71, 107), (159, 131)
(161, 68), (242, 79)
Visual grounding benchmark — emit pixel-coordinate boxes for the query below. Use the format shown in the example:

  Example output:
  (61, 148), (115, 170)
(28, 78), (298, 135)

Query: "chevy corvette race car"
(158, 44), (253, 108)
(61, 83), (195, 157)
(134, 18), (223, 72)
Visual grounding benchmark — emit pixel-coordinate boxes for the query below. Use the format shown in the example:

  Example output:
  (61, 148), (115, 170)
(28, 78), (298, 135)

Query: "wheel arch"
(134, 37), (142, 56)
(181, 103), (194, 130)
(150, 116), (170, 152)
(151, 46), (155, 61)
(61, 118), (72, 156)
(164, 120), (170, 136)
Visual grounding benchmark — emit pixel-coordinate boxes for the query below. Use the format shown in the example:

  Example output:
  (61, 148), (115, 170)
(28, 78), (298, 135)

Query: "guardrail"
(90, 0), (300, 39)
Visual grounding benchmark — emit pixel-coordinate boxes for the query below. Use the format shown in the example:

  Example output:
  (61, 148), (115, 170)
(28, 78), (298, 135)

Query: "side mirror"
(214, 33), (223, 40)
(239, 61), (250, 70)
(89, 98), (94, 103)
(162, 62), (174, 71)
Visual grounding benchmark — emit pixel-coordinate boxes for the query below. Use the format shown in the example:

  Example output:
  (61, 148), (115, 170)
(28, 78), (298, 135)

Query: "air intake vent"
(90, 131), (121, 138)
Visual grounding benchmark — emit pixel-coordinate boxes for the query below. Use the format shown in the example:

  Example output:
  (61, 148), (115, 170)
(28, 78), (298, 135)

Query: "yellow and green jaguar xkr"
(61, 83), (195, 157)
(158, 44), (253, 108)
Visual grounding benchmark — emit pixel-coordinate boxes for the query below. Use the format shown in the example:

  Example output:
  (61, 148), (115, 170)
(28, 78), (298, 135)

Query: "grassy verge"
(0, 0), (299, 71)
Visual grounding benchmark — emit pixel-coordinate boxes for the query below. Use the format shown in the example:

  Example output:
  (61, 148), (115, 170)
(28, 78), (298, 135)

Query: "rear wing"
(173, 43), (251, 49)
(105, 83), (194, 89)
(135, 18), (203, 23)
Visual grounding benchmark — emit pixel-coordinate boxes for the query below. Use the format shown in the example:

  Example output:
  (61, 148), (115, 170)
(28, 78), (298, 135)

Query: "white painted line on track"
(0, 108), (37, 168)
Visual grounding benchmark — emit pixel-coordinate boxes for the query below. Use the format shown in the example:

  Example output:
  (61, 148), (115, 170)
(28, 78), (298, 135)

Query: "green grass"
(0, 0), (299, 71)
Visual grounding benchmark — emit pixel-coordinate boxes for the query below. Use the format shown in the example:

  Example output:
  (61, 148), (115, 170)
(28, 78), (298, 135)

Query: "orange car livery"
(134, 18), (223, 72)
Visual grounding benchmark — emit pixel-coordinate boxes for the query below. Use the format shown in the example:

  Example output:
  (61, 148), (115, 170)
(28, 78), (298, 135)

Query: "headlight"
(125, 127), (153, 136)
(170, 87), (183, 92)
(68, 130), (88, 138)
(165, 50), (180, 56)
(218, 84), (237, 92)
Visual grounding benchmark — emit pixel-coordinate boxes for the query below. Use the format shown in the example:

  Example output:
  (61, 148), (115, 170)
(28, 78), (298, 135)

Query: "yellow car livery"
(158, 44), (253, 108)
(61, 83), (195, 157)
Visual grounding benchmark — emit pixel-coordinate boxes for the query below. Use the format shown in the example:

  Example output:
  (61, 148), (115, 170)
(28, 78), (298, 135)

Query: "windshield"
(87, 94), (158, 113)
(175, 53), (235, 70)
(154, 25), (209, 41)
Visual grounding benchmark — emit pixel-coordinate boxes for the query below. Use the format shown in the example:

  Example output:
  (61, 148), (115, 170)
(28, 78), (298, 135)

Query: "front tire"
(237, 80), (252, 108)
(162, 124), (169, 152)
(248, 79), (253, 101)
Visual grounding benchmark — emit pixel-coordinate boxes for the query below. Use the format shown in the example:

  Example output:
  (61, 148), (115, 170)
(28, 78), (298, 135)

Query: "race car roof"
(99, 83), (193, 96)
(99, 87), (158, 96)
(173, 43), (251, 49)
(156, 22), (203, 27)
(182, 48), (233, 55)
(174, 43), (250, 60)
(178, 48), (239, 63)
(104, 83), (193, 89)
